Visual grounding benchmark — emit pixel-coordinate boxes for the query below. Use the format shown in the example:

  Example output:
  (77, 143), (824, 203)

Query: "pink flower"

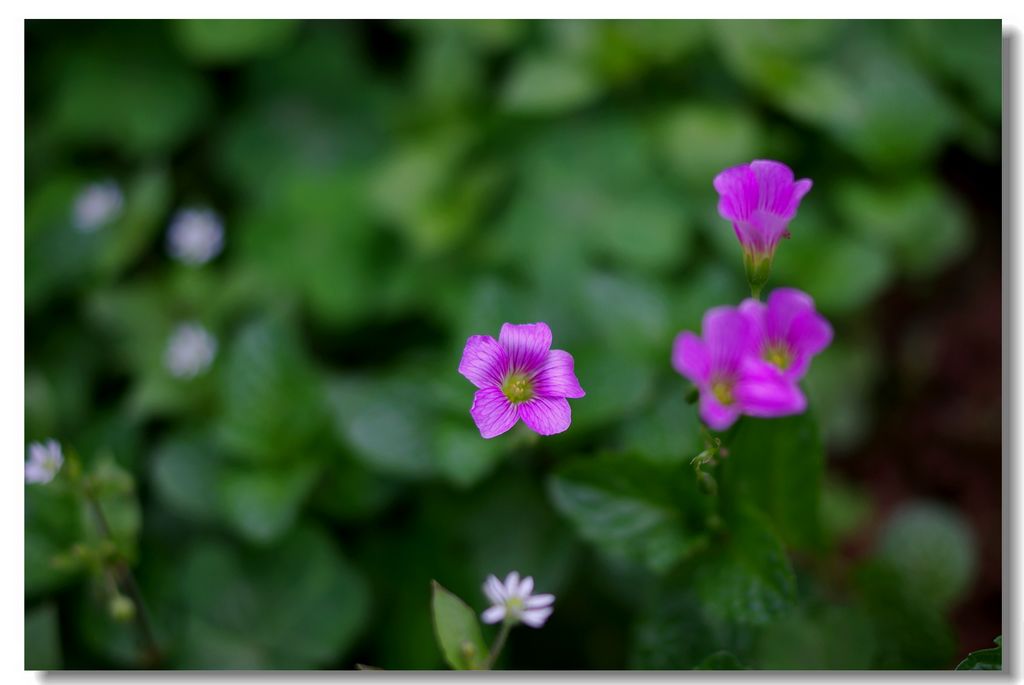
(714, 160), (812, 295)
(672, 306), (805, 431)
(739, 288), (833, 382)
(482, 571), (555, 628)
(459, 322), (585, 439)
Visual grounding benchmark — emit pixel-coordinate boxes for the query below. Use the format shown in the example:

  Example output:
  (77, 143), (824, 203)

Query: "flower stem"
(484, 619), (513, 670)
(84, 486), (162, 667)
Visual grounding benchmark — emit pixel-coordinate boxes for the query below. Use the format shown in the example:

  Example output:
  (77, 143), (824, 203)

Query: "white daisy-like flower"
(166, 207), (224, 265)
(481, 571), (555, 628)
(72, 180), (124, 232)
(164, 322), (218, 379)
(25, 439), (64, 485)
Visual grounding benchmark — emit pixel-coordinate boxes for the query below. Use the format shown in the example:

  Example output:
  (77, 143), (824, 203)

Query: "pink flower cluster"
(672, 288), (832, 431)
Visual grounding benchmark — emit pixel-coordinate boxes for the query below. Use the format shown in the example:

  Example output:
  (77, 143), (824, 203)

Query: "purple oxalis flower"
(739, 287), (833, 382)
(672, 306), (806, 431)
(714, 160), (812, 293)
(459, 322), (584, 438)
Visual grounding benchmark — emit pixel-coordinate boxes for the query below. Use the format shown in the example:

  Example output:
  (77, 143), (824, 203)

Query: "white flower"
(25, 439), (64, 484)
(72, 180), (124, 232)
(165, 322), (217, 379)
(166, 208), (224, 265)
(481, 571), (555, 628)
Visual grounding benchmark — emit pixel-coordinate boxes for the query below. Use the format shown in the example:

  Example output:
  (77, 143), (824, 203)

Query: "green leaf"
(854, 561), (956, 668)
(327, 375), (436, 479)
(430, 581), (488, 670)
(693, 504), (797, 626)
(26, 482), (83, 598)
(548, 454), (711, 573)
(172, 20), (299, 65)
(217, 461), (319, 544)
(218, 315), (327, 463)
(434, 421), (507, 488)
(696, 651), (744, 670)
(721, 414), (824, 550)
(175, 525), (369, 668)
(876, 501), (977, 610)
(25, 603), (62, 670)
(501, 54), (600, 115)
(956, 636), (1002, 671)
(655, 105), (761, 188)
(754, 604), (877, 669)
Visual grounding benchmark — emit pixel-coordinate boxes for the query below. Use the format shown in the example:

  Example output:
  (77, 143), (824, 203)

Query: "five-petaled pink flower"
(739, 287), (833, 383)
(672, 305), (806, 431)
(714, 160), (812, 292)
(459, 322), (584, 438)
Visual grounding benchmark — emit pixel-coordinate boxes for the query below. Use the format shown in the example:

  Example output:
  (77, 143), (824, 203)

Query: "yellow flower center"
(763, 344), (792, 370)
(502, 373), (535, 404)
(711, 380), (734, 406)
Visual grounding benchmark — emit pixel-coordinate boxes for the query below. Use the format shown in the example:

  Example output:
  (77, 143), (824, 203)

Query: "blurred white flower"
(166, 208), (224, 265)
(25, 439), (64, 484)
(165, 322), (217, 379)
(481, 571), (555, 628)
(72, 180), (124, 232)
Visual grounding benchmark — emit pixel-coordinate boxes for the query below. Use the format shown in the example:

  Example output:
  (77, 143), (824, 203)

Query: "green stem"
(84, 485), (162, 667)
(484, 619), (513, 670)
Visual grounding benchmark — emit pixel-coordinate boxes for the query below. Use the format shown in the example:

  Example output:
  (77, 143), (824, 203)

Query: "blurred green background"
(25, 19), (1001, 669)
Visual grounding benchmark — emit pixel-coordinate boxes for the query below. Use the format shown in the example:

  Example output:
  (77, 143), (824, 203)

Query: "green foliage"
(431, 581), (488, 670)
(549, 454), (712, 573)
(876, 501), (978, 611)
(25, 19), (995, 670)
(956, 636), (1001, 671)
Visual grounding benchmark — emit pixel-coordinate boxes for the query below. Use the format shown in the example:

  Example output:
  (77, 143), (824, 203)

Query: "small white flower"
(165, 322), (217, 379)
(481, 571), (555, 628)
(72, 180), (124, 232)
(25, 439), (64, 485)
(166, 208), (224, 265)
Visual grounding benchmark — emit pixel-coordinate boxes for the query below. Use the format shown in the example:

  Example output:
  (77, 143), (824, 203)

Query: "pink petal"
(470, 387), (519, 439)
(750, 159), (798, 217)
(517, 397), (572, 436)
(482, 606), (506, 624)
(714, 164), (759, 222)
(764, 288), (815, 341)
(517, 576), (534, 597)
(520, 607), (553, 628)
(734, 359), (807, 417)
(671, 331), (710, 384)
(699, 391), (742, 431)
(787, 310), (833, 358)
(532, 349), (585, 399)
(499, 322), (552, 373)
(459, 335), (508, 389)
(702, 306), (755, 376)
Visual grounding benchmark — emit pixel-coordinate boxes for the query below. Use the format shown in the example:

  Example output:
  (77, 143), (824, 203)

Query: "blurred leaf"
(721, 414), (824, 550)
(501, 53), (600, 115)
(696, 651), (744, 670)
(820, 477), (872, 546)
(172, 20), (299, 64)
(549, 454), (712, 573)
(26, 483), (86, 598)
(434, 421), (507, 488)
(431, 581), (488, 670)
(693, 504), (797, 626)
(629, 589), (754, 669)
(876, 501), (977, 610)
(176, 525), (368, 668)
(773, 231), (893, 317)
(803, 339), (880, 452)
(616, 387), (702, 465)
(836, 178), (970, 278)
(25, 603), (62, 670)
(956, 636), (1002, 671)
(218, 315), (327, 463)
(218, 461), (319, 544)
(755, 604), (876, 669)
(48, 33), (211, 157)
(309, 454), (402, 522)
(854, 560), (956, 668)
(655, 105), (762, 188)
(327, 375), (437, 479)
